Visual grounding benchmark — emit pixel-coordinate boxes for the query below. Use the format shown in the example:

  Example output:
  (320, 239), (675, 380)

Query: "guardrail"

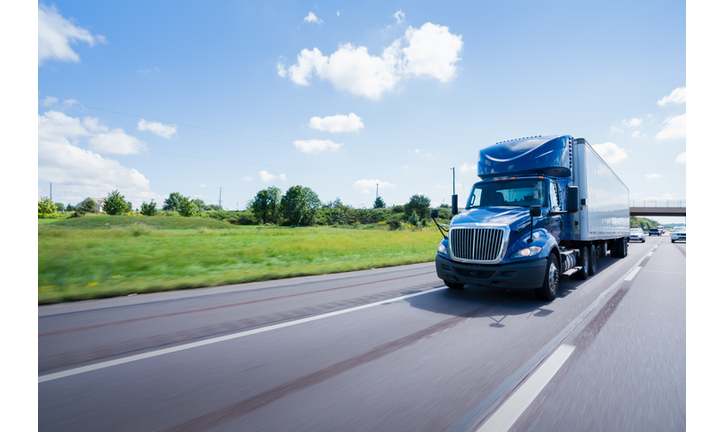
(630, 200), (686, 208)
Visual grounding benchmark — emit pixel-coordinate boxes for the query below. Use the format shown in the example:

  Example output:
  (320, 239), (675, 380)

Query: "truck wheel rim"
(549, 262), (559, 292)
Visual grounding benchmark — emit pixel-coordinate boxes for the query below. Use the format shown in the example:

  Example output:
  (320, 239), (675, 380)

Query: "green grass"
(38, 215), (441, 304)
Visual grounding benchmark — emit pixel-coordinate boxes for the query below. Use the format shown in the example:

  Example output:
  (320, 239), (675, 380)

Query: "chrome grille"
(449, 227), (507, 263)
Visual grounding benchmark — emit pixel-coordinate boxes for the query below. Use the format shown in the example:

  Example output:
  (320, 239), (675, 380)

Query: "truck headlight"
(511, 246), (542, 259)
(437, 241), (448, 256)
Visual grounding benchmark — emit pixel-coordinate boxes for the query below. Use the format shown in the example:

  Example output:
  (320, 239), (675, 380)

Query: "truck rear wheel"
(535, 255), (559, 301)
(574, 246), (589, 280)
(589, 245), (598, 275)
(444, 280), (464, 290)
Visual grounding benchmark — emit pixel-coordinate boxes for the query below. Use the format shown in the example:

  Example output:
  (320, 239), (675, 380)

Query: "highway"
(38, 235), (685, 431)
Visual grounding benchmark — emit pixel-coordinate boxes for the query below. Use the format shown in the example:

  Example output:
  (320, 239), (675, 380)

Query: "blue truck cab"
(432, 135), (630, 301)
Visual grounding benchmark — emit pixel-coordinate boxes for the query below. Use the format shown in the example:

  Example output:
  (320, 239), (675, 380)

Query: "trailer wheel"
(444, 280), (464, 290)
(589, 245), (598, 276)
(618, 238), (628, 258)
(574, 246), (589, 280)
(535, 255), (559, 301)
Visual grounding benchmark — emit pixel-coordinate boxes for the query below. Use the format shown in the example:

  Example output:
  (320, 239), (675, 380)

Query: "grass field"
(38, 215), (441, 304)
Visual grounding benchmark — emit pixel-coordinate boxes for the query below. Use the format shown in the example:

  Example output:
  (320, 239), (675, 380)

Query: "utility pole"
(50, 183), (53, 201)
(218, 187), (222, 209)
(376, 183), (378, 199)
(451, 168), (455, 195)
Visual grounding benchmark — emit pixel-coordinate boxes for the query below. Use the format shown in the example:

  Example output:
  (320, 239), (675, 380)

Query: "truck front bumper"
(435, 254), (548, 290)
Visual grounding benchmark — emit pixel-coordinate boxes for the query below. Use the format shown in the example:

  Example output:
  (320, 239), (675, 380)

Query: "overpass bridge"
(629, 200), (686, 217)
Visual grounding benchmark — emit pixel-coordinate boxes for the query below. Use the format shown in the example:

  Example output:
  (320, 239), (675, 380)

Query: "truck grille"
(449, 227), (507, 263)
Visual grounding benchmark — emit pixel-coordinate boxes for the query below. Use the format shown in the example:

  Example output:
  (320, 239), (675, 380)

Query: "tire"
(444, 280), (464, 289)
(618, 238), (628, 258)
(589, 245), (598, 276)
(535, 255), (560, 301)
(574, 246), (589, 280)
(671, 239), (675, 243)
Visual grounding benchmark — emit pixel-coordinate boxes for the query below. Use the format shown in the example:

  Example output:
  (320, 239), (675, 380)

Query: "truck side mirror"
(430, 209), (439, 219)
(451, 194), (459, 215)
(528, 205), (541, 242)
(567, 186), (579, 214)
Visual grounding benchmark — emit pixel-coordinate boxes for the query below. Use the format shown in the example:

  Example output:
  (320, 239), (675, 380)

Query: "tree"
(140, 201), (158, 216)
(178, 196), (198, 217)
(162, 192), (185, 212)
(66, 203), (75, 212)
(373, 196), (386, 209)
(103, 190), (127, 215)
(280, 185), (321, 226)
(125, 201), (133, 212)
(405, 194), (431, 219)
(55, 202), (65, 213)
(192, 198), (207, 212)
(408, 210), (420, 226)
(38, 197), (57, 216)
(250, 186), (282, 224)
(78, 198), (100, 214)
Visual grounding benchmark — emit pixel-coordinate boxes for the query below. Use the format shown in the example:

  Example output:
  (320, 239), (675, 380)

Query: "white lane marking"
(624, 266), (641, 281)
(39, 287), (446, 383)
(477, 344), (575, 432)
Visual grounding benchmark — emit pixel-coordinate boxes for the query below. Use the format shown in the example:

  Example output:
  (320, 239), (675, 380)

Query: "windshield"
(467, 179), (545, 209)
(674, 227), (686, 232)
(631, 229), (642, 233)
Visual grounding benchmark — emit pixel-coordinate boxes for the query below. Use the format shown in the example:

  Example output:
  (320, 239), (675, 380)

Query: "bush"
(140, 201), (158, 216)
(229, 212), (256, 225)
(104, 190), (127, 215)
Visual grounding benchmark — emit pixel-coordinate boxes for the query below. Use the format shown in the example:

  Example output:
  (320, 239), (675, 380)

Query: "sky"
(32, 0), (689, 221)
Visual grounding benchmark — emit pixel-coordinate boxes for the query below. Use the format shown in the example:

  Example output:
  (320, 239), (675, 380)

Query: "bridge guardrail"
(630, 200), (686, 208)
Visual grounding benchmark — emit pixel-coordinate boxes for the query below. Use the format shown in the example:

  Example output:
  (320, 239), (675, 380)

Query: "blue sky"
(34, 0), (686, 220)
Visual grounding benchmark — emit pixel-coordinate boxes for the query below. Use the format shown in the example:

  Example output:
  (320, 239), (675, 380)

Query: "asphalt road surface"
(38, 237), (685, 431)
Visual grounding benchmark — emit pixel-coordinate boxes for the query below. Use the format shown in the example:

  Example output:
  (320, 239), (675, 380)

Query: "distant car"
(649, 228), (661, 236)
(630, 228), (645, 242)
(671, 226), (686, 243)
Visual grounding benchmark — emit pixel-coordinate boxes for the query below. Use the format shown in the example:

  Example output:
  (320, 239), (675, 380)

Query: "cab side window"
(549, 182), (560, 209)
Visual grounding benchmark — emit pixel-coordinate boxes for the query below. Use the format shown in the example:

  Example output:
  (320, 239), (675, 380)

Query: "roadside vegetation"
(38, 187), (450, 304)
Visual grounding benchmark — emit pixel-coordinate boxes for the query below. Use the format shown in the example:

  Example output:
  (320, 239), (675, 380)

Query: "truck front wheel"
(444, 280), (464, 290)
(535, 255), (559, 301)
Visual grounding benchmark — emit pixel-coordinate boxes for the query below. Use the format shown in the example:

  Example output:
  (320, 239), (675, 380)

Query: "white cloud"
(243, 175), (253, 181)
(308, 113), (364, 132)
(259, 170), (286, 183)
(657, 87), (686, 106)
(38, 110), (90, 139)
(304, 12), (323, 25)
(676, 152), (686, 164)
(82, 116), (108, 133)
(137, 119), (177, 139)
(592, 142), (628, 164)
(279, 22), (462, 99)
(38, 4), (106, 65)
(646, 173), (663, 179)
(459, 162), (476, 173)
(393, 10), (405, 24)
(402, 23), (463, 82)
(276, 61), (287, 78)
(624, 117), (643, 127)
(200, 183), (207, 188)
(40, 96), (58, 107)
(631, 131), (645, 138)
(293, 139), (344, 154)
(656, 113), (686, 140)
(353, 179), (395, 194)
(38, 111), (159, 206)
(89, 128), (147, 155)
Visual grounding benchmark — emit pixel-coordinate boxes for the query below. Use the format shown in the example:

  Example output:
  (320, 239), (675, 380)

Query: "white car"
(629, 228), (645, 242)
(671, 226), (686, 243)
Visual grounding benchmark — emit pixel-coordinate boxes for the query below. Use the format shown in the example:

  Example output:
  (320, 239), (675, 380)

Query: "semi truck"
(431, 135), (630, 301)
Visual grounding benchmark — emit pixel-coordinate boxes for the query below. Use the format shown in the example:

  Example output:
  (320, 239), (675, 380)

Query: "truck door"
(548, 180), (563, 241)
